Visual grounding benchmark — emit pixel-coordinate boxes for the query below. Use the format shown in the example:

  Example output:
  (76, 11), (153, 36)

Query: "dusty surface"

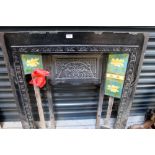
(0, 116), (144, 129)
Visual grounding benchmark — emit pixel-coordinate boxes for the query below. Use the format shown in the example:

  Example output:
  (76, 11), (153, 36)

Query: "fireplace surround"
(0, 31), (148, 128)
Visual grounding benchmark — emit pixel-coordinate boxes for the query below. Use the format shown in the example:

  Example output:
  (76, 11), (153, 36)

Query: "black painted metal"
(3, 31), (145, 129)
(0, 28), (154, 126)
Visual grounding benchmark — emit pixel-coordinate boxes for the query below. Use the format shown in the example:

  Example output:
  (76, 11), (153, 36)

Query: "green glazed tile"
(21, 54), (43, 75)
(105, 78), (124, 98)
(106, 54), (129, 76)
(105, 53), (129, 98)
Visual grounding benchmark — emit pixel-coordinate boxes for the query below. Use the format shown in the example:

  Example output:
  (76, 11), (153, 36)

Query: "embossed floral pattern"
(111, 58), (124, 67)
(107, 85), (119, 93)
(26, 58), (39, 67)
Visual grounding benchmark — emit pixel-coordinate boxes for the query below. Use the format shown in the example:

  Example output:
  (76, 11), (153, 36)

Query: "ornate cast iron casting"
(2, 32), (147, 129)
(51, 55), (101, 84)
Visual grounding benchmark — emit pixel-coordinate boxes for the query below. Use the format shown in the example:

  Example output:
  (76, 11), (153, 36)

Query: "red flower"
(29, 69), (49, 88)
(31, 69), (49, 77)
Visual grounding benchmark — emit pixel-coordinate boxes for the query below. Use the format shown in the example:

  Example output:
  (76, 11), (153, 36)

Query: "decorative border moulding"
(11, 45), (139, 54)
(11, 45), (139, 128)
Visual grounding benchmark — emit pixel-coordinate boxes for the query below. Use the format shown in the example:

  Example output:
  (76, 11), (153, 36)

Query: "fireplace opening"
(24, 53), (119, 125)
(25, 71), (119, 122)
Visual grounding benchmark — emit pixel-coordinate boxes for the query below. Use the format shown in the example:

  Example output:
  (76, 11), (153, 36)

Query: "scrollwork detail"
(115, 50), (138, 128)
(13, 53), (35, 128)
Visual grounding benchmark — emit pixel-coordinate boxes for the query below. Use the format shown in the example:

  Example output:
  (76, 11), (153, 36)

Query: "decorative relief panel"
(55, 58), (97, 79)
(52, 55), (101, 82)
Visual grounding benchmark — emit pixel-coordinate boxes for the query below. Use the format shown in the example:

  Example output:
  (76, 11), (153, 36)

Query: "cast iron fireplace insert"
(0, 31), (147, 128)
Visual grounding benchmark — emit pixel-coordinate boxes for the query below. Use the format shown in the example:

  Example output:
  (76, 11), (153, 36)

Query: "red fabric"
(29, 69), (49, 88)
